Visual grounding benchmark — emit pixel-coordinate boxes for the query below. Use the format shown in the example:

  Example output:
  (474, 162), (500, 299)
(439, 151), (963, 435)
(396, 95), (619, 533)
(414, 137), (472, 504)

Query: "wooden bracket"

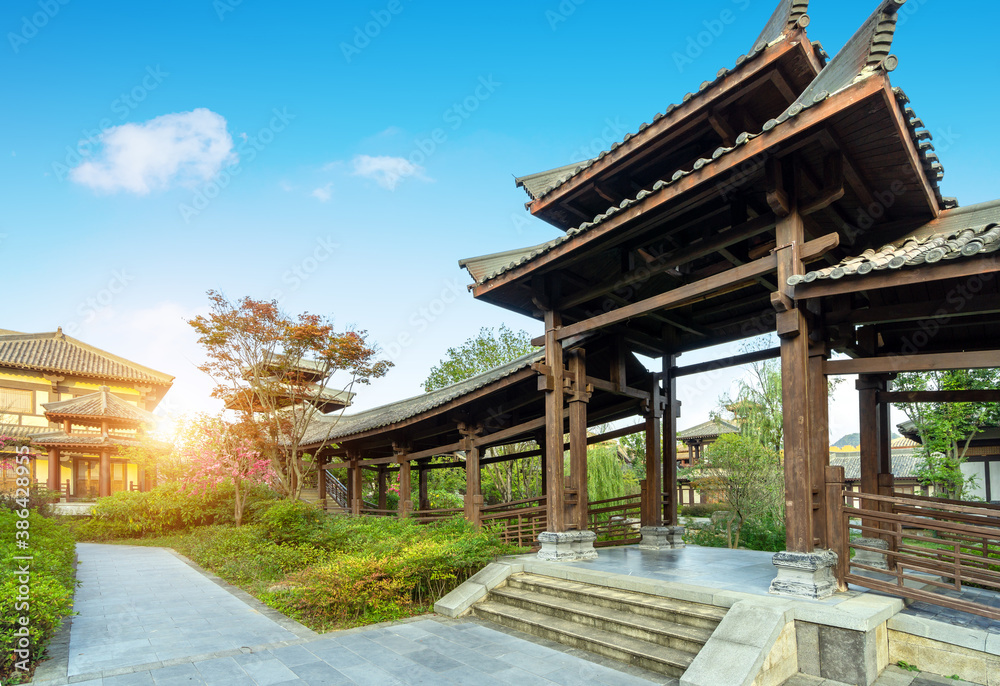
(766, 157), (791, 217)
(801, 152), (845, 216)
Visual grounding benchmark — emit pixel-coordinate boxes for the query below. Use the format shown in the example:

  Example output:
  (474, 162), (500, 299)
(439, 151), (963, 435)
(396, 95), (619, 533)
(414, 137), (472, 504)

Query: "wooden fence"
(481, 497), (547, 547)
(828, 466), (1000, 621)
(587, 493), (642, 547)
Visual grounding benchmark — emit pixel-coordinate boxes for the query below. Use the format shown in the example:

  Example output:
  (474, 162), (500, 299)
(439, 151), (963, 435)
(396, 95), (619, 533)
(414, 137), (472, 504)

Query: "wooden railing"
(830, 467), (1000, 621)
(481, 497), (547, 547)
(323, 470), (350, 509)
(411, 507), (463, 524)
(588, 493), (642, 547)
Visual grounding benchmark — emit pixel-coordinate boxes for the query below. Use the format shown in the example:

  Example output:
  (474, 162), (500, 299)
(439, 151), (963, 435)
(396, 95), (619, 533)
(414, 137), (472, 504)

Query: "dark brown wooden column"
(418, 461), (430, 511)
(460, 426), (482, 526)
(663, 354), (679, 526)
(47, 448), (61, 491)
(317, 464), (326, 505)
(857, 375), (884, 499)
(347, 453), (362, 515)
(99, 449), (111, 497)
(396, 444), (412, 518)
(567, 349), (590, 531)
(808, 341), (831, 548)
(377, 466), (387, 511)
(543, 310), (566, 532)
(774, 166), (814, 553)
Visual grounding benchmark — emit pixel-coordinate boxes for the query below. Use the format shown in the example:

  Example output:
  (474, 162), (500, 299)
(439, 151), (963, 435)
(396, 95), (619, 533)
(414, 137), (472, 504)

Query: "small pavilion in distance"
(34, 386), (163, 498)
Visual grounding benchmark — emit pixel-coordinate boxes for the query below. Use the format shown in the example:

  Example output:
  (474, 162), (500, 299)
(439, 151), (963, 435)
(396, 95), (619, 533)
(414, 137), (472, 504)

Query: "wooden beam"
(586, 376), (650, 400)
(559, 213), (776, 310)
(794, 255), (1000, 300)
(475, 76), (886, 297)
(671, 346), (781, 377)
(554, 233), (838, 342)
(827, 294), (1000, 326)
(825, 351), (1000, 375)
(878, 390), (1000, 404)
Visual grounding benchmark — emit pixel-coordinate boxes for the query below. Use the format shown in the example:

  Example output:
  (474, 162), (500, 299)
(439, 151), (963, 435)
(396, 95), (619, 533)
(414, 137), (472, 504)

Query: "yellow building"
(0, 327), (173, 498)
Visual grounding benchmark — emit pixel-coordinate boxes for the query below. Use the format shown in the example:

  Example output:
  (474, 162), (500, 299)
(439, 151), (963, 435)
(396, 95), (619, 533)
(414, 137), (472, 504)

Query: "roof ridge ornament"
(752, 0), (810, 52)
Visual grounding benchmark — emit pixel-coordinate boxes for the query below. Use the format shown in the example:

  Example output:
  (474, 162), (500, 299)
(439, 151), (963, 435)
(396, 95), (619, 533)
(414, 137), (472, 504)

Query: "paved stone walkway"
(32, 544), (671, 685)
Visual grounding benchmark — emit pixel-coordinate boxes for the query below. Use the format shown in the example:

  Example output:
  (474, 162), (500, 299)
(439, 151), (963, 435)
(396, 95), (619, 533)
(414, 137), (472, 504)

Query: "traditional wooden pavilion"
(308, 0), (1000, 615)
(33, 386), (162, 498)
(677, 419), (741, 467)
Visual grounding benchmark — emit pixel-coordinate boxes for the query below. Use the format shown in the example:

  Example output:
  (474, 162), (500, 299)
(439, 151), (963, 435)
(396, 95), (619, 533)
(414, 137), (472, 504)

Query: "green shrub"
(679, 503), (730, 518)
(0, 510), (76, 681)
(78, 483), (279, 540)
(257, 500), (325, 545)
(683, 516), (786, 552)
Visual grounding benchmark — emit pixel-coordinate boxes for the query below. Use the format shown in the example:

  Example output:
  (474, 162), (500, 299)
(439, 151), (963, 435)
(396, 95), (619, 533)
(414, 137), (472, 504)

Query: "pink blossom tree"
(178, 415), (272, 526)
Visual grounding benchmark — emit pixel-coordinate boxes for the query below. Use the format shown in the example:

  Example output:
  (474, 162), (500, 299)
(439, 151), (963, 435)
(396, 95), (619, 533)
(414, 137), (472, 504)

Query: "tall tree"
(893, 369), (1000, 499)
(422, 325), (539, 503)
(189, 291), (392, 499)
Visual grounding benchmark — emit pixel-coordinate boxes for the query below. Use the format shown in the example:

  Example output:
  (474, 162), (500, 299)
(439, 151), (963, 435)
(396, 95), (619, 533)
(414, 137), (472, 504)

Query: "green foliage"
(77, 483), (279, 540)
(0, 486), (60, 516)
(587, 443), (636, 503)
(894, 369), (1000, 499)
(679, 503), (730, 518)
(683, 517), (786, 552)
(422, 325), (536, 392)
(0, 511), (76, 680)
(257, 500), (326, 545)
(694, 434), (783, 549)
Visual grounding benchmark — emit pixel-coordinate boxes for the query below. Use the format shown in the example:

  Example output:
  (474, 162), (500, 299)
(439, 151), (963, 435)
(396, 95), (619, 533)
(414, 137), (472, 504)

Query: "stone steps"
(472, 573), (725, 678)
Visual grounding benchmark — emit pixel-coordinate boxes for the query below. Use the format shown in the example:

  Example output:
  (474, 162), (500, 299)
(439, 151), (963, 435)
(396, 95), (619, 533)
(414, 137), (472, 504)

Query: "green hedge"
(0, 510), (76, 681)
(77, 483), (279, 540)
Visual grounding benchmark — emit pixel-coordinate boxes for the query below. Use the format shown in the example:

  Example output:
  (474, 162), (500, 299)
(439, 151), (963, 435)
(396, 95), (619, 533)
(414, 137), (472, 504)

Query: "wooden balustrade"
(830, 470), (1000, 621)
(587, 493), (642, 547)
(480, 497), (547, 547)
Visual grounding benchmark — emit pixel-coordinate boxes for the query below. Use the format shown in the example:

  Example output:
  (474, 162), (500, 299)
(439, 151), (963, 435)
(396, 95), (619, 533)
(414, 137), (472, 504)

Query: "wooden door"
(76, 459), (99, 499)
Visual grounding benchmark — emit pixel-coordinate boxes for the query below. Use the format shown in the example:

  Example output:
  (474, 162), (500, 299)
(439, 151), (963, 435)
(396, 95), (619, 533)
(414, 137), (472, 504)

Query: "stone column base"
(769, 549), (839, 599)
(537, 530), (598, 561)
(638, 525), (685, 549)
(851, 537), (889, 571)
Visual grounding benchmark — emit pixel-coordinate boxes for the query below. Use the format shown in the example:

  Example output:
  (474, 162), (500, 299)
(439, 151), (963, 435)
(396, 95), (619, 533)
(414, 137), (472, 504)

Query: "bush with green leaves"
(0, 510), (76, 681)
(77, 482), (279, 540)
(257, 499), (326, 545)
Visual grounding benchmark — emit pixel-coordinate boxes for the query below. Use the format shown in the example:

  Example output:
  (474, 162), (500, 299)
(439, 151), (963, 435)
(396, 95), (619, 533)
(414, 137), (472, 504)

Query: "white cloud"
(70, 109), (236, 194)
(351, 154), (427, 191)
(311, 183), (333, 202)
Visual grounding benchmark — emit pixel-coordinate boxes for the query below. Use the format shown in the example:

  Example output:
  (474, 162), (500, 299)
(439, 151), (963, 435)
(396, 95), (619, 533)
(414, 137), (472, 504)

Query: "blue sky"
(1, 0), (997, 439)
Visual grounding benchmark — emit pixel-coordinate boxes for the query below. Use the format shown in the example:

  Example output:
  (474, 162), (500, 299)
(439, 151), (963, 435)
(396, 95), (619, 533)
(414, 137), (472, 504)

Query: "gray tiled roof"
(514, 0), (821, 204)
(830, 451), (921, 480)
(463, 1), (901, 287)
(677, 419), (741, 441)
(300, 350), (544, 446)
(790, 199), (1000, 285)
(43, 386), (159, 425)
(0, 423), (54, 440)
(0, 329), (173, 385)
(31, 431), (148, 449)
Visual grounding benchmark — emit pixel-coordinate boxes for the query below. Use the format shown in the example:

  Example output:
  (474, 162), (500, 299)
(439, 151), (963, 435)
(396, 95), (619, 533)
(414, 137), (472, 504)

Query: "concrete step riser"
(489, 592), (706, 654)
(472, 606), (685, 679)
(506, 578), (722, 631)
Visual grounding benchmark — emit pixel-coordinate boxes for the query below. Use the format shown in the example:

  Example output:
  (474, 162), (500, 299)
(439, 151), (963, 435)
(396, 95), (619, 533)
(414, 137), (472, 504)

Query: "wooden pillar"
(348, 455), (362, 515)
(809, 342), (831, 548)
(460, 427), (482, 526)
(878, 380), (892, 476)
(857, 375), (883, 499)
(567, 349), (590, 531)
(317, 463), (327, 504)
(418, 462), (430, 511)
(377, 466), (387, 511)
(543, 310), (566, 532)
(99, 449), (111, 497)
(773, 163), (814, 553)
(396, 449), (412, 518)
(663, 354), (679, 526)
(47, 448), (60, 491)
(535, 430), (547, 500)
